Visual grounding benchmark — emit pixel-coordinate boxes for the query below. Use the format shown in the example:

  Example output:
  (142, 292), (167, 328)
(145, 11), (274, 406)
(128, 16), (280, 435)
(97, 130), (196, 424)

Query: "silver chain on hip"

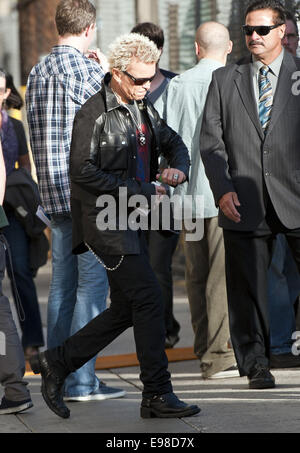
(85, 242), (124, 271)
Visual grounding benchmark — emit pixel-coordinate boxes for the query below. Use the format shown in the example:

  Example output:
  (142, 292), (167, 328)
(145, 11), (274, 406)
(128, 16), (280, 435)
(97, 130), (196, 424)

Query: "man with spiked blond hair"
(30, 33), (200, 420)
(26, 0), (125, 403)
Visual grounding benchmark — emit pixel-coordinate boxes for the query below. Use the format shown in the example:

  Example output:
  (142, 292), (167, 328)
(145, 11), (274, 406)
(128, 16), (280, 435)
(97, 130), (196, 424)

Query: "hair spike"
(108, 33), (161, 71)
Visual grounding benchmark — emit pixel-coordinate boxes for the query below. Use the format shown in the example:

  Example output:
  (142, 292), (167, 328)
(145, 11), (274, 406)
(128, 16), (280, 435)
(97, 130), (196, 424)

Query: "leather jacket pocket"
(99, 134), (128, 170)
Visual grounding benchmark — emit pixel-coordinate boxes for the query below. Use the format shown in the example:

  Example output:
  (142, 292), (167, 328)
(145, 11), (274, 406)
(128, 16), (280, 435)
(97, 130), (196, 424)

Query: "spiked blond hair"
(108, 33), (160, 71)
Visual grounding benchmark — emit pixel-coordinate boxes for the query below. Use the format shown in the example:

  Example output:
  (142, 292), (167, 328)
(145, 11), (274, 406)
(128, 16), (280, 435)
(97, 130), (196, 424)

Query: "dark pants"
(146, 230), (180, 338)
(3, 211), (44, 348)
(47, 232), (172, 398)
(223, 201), (300, 376)
(0, 233), (30, 401)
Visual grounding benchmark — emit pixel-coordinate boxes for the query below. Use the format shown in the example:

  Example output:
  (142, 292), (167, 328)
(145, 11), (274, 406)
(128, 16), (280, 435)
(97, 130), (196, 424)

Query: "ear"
(85, 23), (95, 38)
(227, 40), (233, 55)
(111, 68), (121, 84)
(194, 41), (199, 56)
(278, 23), (286, 39)
(3, 88), (11, 100)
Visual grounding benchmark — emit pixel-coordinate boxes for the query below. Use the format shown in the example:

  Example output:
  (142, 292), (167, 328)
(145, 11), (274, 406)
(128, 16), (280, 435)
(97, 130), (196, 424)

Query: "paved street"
(1, 260), (300, 434)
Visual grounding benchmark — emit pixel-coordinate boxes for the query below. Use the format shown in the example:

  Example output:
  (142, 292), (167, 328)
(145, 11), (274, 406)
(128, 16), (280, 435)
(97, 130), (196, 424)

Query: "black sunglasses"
(242, 23), (284, 36)
(122, 70), (156, 86)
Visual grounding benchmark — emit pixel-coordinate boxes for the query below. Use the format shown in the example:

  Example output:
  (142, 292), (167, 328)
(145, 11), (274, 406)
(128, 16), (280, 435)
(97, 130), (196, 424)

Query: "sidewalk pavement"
(2, 262), (300, 434)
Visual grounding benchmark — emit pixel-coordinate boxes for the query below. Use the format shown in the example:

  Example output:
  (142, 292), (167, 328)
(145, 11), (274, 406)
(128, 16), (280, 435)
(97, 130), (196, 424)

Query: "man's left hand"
(86, 48), (109, 73)
(156, 169), (186, 187)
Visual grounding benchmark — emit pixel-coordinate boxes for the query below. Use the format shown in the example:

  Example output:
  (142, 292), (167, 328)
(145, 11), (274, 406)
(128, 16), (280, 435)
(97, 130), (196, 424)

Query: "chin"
(249, 47), (264, 56)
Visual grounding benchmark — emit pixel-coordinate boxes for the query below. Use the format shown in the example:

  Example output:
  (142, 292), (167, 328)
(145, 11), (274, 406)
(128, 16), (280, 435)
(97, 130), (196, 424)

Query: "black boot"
(248, 363), (275, 389)
(30, 352), (70, 419)
(141, 392), (201, 418)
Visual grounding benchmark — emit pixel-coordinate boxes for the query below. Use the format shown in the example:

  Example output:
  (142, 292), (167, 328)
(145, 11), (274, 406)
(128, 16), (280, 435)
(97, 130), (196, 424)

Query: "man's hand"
(219, 192), (241, 223)
(86, 48), (109, 73)
(154, 184), (167, 196)
(156, 168), (186, 187)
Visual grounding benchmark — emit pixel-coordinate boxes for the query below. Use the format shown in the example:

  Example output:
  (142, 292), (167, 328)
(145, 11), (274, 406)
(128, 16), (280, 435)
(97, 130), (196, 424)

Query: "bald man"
(161, 22), (237, 379)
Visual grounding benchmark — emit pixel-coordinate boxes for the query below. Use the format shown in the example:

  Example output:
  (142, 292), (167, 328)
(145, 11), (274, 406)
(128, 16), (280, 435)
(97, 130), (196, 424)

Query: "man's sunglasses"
(242, 23), (284, 36)
(122, 70), (156, 86)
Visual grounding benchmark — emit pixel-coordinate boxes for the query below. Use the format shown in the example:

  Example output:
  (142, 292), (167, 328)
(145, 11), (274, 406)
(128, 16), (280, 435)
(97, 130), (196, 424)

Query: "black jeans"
(223, 200), (300, 376)
(47, 231), (173, 398)
(146, 230), (180, 338)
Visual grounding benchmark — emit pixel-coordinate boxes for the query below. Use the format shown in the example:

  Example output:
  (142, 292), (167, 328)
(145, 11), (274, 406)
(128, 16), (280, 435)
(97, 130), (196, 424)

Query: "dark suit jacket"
(200, 49), (300, 231)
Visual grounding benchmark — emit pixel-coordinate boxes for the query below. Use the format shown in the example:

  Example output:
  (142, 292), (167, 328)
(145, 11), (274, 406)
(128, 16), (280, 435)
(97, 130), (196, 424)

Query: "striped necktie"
(258, 65), (273, 132)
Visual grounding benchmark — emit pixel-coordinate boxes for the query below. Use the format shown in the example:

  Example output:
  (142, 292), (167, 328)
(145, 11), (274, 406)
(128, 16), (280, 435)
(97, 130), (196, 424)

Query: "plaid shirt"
(26, 45), (105, 214)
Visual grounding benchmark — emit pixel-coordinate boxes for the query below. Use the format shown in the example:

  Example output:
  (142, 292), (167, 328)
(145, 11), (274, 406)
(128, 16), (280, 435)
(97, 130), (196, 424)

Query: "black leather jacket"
(70, 74), (190, 256)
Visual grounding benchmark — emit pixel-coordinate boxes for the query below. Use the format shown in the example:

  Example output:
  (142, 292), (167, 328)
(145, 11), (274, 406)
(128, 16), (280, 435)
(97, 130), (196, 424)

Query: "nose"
(142, 80), (151, 89)
(250, 30), (261, 40)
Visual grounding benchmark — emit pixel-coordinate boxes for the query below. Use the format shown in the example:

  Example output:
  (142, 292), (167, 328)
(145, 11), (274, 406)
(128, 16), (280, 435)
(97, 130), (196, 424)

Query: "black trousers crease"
(223, 199), (300, 376)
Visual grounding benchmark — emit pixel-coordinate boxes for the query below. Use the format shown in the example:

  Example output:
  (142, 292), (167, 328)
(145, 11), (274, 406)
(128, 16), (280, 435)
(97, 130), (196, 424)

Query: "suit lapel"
(266, 51), (297, 137)
(234, 59), (264, 141)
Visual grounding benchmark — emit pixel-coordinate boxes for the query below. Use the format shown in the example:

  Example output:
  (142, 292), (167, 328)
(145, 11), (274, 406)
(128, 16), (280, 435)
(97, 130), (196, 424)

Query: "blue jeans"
(268, 234), (300, 354)
(48, 214), (109, 396)
(3, 211), (44, 348)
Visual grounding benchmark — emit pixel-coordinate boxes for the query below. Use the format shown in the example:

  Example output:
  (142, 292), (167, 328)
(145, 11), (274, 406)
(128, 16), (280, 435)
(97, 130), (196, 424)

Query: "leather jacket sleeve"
(148, 105), (190, 179)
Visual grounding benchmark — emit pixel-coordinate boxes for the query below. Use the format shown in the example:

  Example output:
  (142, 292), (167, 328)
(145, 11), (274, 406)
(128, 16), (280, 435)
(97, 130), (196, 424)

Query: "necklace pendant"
(138, 132), (146, 146)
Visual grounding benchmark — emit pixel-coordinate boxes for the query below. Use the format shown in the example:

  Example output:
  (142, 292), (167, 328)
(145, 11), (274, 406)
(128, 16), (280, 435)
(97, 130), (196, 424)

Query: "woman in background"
(0, 140), (33, 414)
(0, 69), (44, 359)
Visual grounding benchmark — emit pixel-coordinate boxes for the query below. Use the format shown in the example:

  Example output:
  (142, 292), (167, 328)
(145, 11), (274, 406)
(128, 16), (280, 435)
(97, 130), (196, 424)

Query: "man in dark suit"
(200, 0), (300, 389)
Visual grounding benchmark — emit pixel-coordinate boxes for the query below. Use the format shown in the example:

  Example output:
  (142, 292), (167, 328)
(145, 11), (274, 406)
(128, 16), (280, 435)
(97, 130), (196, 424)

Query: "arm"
(18, 154), (31, 172)
(0, 142), (6, 205)
(11, 118), (31, 172)
(149, 107), (190, 186)
(200, 72), (241, 222)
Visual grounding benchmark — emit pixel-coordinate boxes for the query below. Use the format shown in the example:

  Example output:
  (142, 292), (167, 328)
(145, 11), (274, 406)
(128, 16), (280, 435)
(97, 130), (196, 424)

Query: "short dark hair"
(285, 10), (299, 36)
(0, 69), (23, 110)
(245, 0), (286, 25)
(55, 0), (96, 37)
(131, 22), (164, 49)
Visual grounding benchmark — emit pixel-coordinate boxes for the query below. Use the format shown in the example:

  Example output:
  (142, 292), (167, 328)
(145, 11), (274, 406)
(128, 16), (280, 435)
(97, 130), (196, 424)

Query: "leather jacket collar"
(102, 73), (120, 112)
(102, 72), (147, 113)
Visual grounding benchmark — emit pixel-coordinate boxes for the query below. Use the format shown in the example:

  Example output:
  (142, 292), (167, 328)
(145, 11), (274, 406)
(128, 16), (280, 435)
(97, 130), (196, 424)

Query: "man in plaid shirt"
(26, 0), (125, 402)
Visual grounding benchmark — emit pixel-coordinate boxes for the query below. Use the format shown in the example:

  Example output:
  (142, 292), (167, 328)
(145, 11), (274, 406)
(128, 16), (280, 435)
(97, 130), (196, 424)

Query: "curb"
(25, 346), (197, 375)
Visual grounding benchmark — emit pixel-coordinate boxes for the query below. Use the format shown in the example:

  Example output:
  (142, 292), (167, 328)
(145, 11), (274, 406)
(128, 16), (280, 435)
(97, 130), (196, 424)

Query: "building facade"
(0, 0), (20, 86)
(0, 0), (299, 90)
